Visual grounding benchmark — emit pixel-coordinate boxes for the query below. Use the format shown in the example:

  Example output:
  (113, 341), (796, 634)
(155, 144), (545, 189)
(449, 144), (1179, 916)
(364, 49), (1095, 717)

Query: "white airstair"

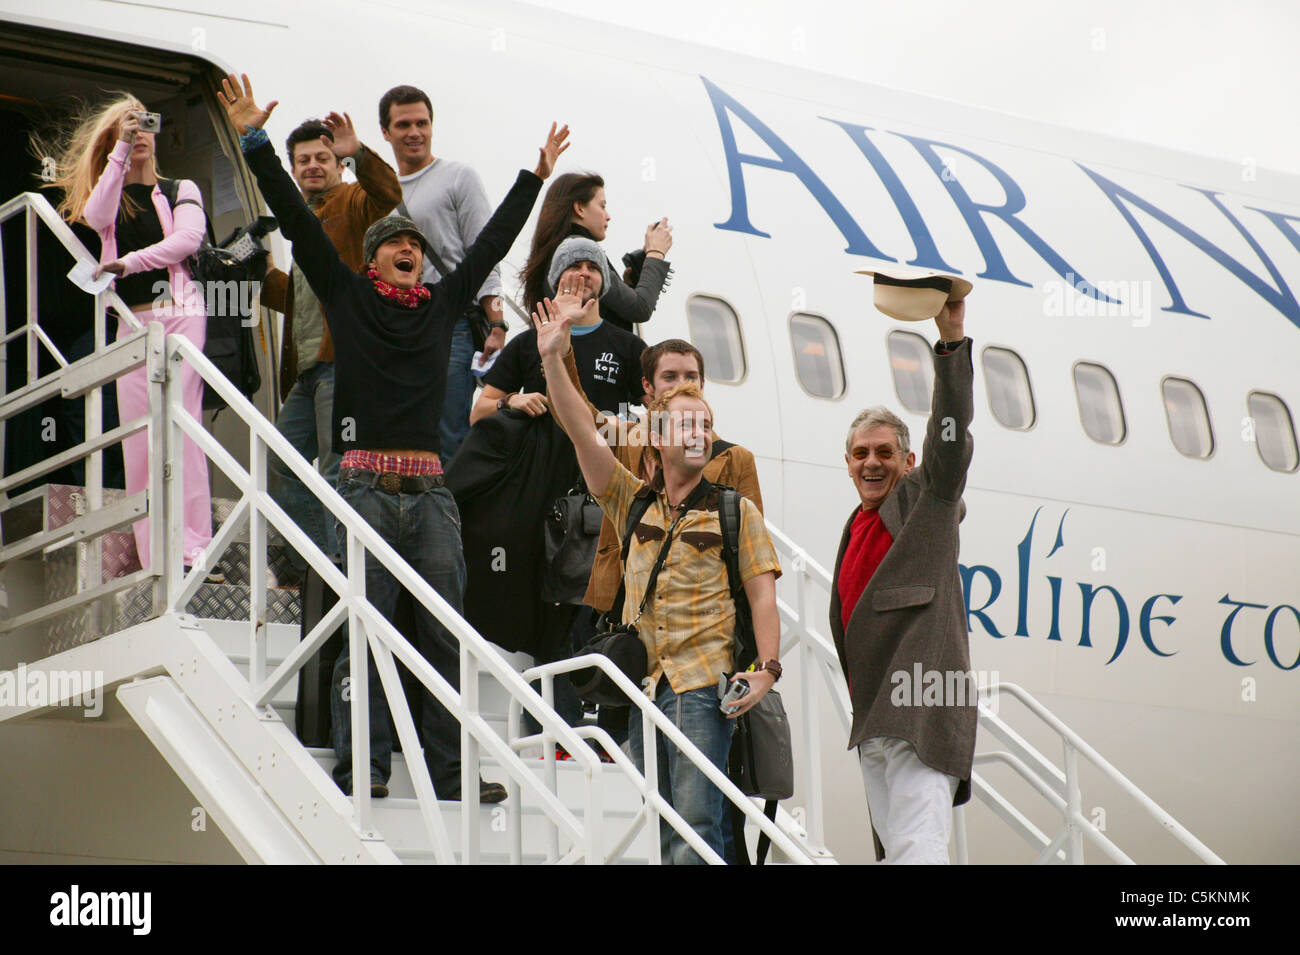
(0, 191), (1224, 865)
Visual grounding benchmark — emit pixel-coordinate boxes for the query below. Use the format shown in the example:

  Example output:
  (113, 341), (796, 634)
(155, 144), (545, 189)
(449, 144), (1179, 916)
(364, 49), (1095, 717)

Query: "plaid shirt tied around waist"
(339, 449), (444, 476)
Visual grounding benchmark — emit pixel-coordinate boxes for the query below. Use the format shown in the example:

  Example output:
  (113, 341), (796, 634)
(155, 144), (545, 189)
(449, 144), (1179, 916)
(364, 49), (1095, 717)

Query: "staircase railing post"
(1064, 741), (1085, 865)
(146, 322), (169, 616)
(642, 710), (662, 865)
(24, 205), (37, 390)
(249, 431), (267, 688)
(793, 557), (826, 855)
(165, 339), (186, 608)
(346, 528), (372, 834)
(461, 647), (481, 865)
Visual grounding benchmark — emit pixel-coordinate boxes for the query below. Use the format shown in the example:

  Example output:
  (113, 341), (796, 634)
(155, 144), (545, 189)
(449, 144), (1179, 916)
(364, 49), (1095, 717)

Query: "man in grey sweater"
(379, 84), (510, 460)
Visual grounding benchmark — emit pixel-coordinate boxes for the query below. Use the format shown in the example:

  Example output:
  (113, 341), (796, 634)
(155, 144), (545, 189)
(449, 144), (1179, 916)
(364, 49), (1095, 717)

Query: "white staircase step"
(303, 748), (651, 863)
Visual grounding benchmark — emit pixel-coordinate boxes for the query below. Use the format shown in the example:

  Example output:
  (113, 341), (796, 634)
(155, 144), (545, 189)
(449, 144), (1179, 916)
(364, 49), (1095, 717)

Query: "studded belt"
(339, 467), (446, 494)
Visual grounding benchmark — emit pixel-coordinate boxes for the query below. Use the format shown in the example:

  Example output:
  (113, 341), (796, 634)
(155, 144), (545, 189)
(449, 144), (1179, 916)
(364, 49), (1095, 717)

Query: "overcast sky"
(520, 0), (1299, 175)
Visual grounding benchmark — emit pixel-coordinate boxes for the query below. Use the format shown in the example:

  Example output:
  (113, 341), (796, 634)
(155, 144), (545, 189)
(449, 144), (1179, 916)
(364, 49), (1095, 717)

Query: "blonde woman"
(41, 95), (213, 574)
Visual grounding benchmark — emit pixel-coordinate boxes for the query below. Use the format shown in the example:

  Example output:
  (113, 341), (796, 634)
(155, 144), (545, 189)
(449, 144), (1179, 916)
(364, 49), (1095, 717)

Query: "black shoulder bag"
(570, 490), (675, 706)
(717, 486), (794, 865)
(542, 477), (605, 604)
(159, 178), (268, 410)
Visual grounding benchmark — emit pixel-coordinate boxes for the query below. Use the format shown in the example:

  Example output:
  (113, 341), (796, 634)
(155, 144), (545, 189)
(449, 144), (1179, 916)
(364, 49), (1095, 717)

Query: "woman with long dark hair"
(519, 172), (672, 331)
(37, 94), (213, 573)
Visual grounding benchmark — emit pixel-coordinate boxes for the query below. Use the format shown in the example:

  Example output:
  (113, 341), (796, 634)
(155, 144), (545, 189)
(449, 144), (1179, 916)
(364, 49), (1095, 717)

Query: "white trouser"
(858, 736), (959, 865)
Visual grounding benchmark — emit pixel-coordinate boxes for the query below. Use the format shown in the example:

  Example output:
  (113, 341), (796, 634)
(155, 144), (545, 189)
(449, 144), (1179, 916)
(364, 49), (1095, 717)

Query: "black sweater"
(245, 140), (542, 454)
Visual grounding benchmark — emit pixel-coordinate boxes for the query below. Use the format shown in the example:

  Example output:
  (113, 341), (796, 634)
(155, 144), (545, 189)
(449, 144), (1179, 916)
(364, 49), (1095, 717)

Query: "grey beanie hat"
(547, 236), (611, 298)
(362, 214), (431, 267)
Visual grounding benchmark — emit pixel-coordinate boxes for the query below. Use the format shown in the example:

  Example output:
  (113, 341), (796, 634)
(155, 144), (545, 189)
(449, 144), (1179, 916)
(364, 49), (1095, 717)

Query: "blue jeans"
(439, 315), (475, 463)
(269, 362), (340, 572)
(329, 475), (466, 796)
(629, 681), (735, 864)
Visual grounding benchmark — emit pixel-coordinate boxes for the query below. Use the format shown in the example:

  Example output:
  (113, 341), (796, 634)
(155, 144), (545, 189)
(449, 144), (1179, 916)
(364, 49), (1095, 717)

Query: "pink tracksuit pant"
(117, 304), (212, 569)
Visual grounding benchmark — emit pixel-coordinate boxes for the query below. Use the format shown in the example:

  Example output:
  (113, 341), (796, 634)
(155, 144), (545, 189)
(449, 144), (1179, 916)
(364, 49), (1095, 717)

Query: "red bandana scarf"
(367, 268), (431, 308)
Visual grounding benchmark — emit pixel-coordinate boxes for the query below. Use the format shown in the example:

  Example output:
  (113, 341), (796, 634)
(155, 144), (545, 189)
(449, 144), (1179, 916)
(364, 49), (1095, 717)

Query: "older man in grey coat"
(829, 301), (975, 864)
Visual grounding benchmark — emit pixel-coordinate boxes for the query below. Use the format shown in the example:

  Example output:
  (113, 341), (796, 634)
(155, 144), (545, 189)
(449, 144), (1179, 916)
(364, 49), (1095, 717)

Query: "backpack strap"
(716, 486), (756, 671)
(718, 485), (776, 864)
(157, 177), (215, 244)
(620, 489), (655, 563)
(606, 489), (655, 618)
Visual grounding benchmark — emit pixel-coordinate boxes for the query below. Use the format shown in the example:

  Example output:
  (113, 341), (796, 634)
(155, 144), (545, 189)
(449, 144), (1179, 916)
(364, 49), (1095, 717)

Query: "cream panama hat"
(855, 264), (973, 322)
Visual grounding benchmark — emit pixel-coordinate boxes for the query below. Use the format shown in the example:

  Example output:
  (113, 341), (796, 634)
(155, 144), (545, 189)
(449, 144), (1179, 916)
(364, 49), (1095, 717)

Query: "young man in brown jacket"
(259, 113), (401, 582)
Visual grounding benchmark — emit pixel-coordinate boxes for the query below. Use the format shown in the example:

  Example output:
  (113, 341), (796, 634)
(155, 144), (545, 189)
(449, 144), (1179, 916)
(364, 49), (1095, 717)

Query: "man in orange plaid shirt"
(534, 283), (783, 864)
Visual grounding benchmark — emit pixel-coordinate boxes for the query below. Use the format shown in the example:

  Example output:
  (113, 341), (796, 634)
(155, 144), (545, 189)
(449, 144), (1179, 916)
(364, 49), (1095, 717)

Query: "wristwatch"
(497, 392), (516, 411)
(755, 659), (783, 682)
(488, 320), (508, 333)
(938, 338), (966, 351)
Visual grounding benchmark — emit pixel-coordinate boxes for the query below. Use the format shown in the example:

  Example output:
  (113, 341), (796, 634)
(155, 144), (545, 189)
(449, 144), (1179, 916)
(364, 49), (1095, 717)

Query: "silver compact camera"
(135, 111), (161, 134)
(718, 674), (750, 714)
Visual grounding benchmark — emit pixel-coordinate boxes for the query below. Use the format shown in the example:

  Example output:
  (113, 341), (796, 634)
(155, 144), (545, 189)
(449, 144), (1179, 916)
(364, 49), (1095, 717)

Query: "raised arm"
(82, 111), (145, 232)
(920, 300), (974, 502)
(450, 164), (504, 304)
(450, 165), (508, 360)
(218, 73), (352, 306)
(440, 123), (569, 308)
(601, 219), (672, 326)
(259, 266), (290, 313)
(536, 295), (616, 496)
(322, 111), (402, 222)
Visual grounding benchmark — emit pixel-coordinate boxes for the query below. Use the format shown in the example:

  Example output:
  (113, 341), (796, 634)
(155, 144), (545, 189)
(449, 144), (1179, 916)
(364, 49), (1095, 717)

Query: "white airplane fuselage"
(2, 0), (1296, 864)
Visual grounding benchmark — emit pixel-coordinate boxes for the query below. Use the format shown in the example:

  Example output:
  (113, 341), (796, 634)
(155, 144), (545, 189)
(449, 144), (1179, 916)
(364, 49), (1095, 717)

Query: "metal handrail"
(0, 183), (817, 862)
(161, 331), (816, 864)
(511, 654), (815, 864)
(0, 192), (144, 336)
(977, 684), (1225, 864)
(762, 521), (849, 858)
(0, 192), (148, 625)
(162, 332), (601, 861)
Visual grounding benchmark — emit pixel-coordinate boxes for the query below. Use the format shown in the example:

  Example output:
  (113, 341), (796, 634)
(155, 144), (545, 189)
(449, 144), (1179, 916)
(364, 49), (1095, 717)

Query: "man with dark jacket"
(220, 71), (568, 802)
(829, 299), (975, 864)
(261, 113), (400, 581)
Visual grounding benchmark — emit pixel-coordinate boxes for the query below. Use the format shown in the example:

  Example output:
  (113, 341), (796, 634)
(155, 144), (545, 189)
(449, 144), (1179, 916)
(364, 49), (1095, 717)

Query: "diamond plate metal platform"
(2, 487), (304, 653)
(112, 578), (301, 630)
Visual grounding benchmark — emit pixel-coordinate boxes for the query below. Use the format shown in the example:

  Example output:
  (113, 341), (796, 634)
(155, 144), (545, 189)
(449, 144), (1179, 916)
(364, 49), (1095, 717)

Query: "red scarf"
(367, 268), (431, 308)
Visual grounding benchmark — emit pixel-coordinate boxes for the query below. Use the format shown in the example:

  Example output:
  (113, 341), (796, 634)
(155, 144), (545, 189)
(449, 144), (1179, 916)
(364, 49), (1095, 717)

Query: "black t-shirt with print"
(484, 320), (647, 416)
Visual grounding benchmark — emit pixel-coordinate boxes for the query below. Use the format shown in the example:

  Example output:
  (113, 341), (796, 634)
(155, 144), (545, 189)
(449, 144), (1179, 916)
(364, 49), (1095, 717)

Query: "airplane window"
(981, 346), (1036, 430)
(1247, 392), (1299, 472)
(886, 330), (933, 413)
(789, 313), (845, 399)
(1073, 362), (1126, 444)
(686, 295), (746, 384)
(1161, 377), (1214, 458)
